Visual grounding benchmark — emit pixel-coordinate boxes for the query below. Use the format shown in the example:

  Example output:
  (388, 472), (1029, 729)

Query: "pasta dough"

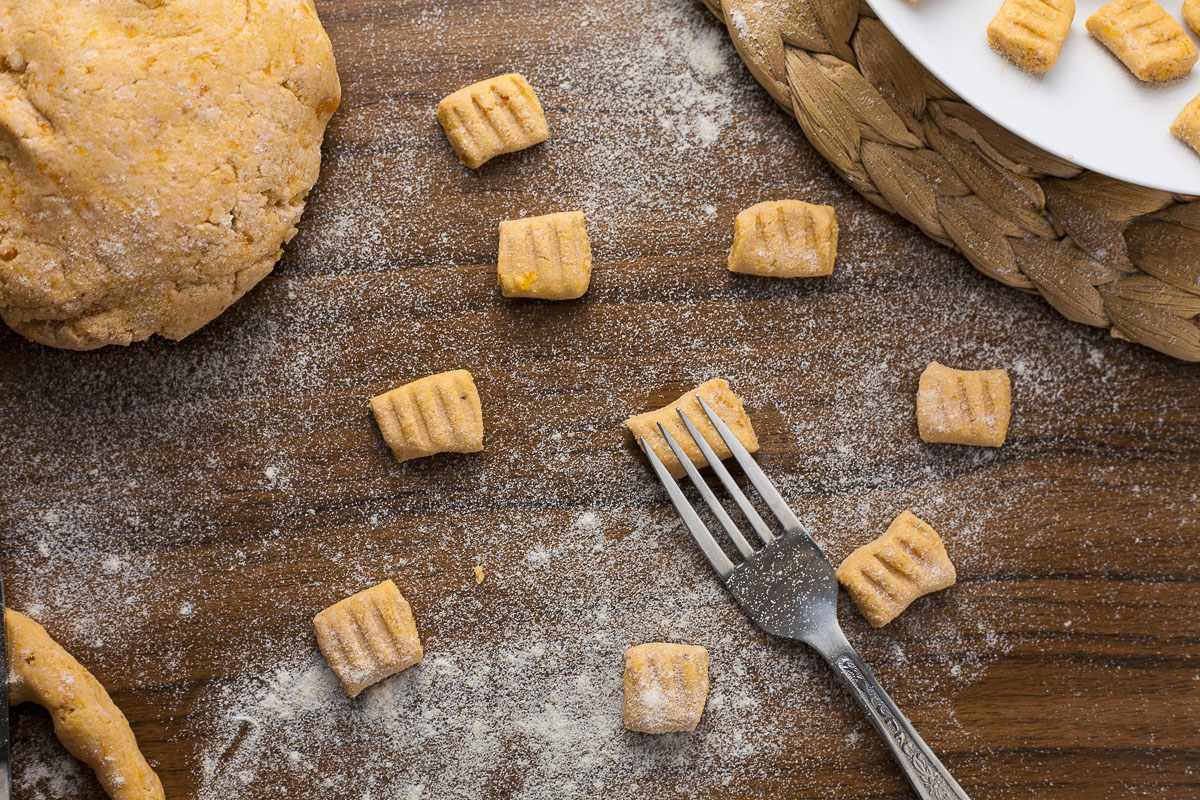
(5, 609), (164, 800)
(916, 361), (1012, 447)
(0, 0), (340, 350)
(1172, 93), (1200, 155)
(623, 643), (710, 734)
(436, 73), (549, 168)
(988, 0), (1076, 73)
(626, 379), (759, 479)
(727, 200), (838, 278)
(371, 370), (484, 463)
(1086, 0), (1198, 81)
(313, 580), (424, 697)
(836, 511), (957, 627)
(498, 211), (592, 299)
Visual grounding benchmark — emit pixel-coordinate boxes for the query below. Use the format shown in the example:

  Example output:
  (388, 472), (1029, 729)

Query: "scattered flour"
(0, 0), (1197, 798)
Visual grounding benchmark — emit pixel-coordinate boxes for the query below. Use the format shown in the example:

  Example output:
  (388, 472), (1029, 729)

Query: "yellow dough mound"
(0, 0), (340, 349)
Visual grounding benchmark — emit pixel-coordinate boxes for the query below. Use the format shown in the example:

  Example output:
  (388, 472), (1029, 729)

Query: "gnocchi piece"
(313, 580), (424, 698)
(916, 361), (1012, 447)
(727, 199), (838, 278)
(623, 643), (710, 734)
(626, 378), (759, 479)
(987, 0), (1076, 73)
(836, 511), (957, 627)
(1187, 0), (1200, 34)
(498, 211), (592, 299)
(436, 73), (549, 168)
(1086, 0), (1198, 81)
(1172, 93), (1200, 155)
(371, 370), (484, 463)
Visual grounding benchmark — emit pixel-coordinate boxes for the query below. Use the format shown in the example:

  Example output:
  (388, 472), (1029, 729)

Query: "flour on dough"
(623, 643), (710, 734)
(0, 0), (341, 349)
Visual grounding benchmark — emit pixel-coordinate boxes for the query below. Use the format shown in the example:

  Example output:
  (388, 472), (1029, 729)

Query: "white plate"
(867, 0), (1200, 194)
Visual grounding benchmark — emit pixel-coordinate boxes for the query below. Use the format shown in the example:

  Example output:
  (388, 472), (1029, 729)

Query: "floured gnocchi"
(437, 73), (549, 168)
(498, 211), (592, 300)
(1086, 0), (1198, 81)
(371, 370), (484, 463)
(623, 643), (710, 733)
(916, 361), (1012, 447)
(1172, 93), (1200, 154)
(836, 511), (957, 627)
(987, 0), (1076, 73)
(727, 200), (838, 278)
(313, 580), (424, 697)
(626, 379), (759, 479)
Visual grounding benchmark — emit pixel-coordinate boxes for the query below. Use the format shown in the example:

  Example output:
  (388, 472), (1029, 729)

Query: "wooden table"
(2, 1), (1199, 798)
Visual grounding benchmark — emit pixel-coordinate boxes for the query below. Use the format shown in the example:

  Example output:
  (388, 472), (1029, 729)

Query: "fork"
(639, 396), (971, 800)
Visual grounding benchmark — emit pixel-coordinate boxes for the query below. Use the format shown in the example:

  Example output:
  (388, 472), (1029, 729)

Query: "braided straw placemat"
(704, 0), (1200, 361)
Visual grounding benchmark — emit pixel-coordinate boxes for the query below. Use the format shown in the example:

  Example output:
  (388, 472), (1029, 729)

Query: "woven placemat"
(704, 0), (1200, 362)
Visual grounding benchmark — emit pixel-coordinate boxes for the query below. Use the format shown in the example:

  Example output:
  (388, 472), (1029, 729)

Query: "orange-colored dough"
(6, 609), (164, 800)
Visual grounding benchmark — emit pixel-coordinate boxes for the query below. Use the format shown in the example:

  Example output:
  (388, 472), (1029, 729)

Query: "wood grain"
(1, 0), (1199, 798)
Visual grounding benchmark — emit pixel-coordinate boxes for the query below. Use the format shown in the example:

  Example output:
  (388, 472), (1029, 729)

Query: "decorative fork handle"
(817, 633), (971, 800)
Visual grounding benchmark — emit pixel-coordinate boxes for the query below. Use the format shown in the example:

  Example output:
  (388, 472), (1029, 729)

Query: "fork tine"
(639, 436), (735, 578)
(656, 423), (755, 559)
(676, 409), (775, 545)
(696, 395), (808, 535)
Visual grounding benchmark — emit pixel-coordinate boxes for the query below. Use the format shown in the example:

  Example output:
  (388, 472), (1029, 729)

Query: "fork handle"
(816, 632), (971, 800)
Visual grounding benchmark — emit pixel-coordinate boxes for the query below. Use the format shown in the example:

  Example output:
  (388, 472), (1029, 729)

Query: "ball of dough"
(0, 0), (340, 350)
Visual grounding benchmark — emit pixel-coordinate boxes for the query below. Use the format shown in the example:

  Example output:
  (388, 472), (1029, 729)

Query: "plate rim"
(866, 0), (1200, 196)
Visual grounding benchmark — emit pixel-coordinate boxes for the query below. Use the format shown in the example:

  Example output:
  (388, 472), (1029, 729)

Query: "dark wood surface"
(3, 1), (1200, 798)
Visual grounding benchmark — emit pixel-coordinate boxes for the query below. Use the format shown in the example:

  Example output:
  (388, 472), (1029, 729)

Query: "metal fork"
(640, 396), (971, 800)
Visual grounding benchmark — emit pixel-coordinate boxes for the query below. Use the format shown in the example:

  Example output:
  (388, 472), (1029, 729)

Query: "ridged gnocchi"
(916, 361), (1012, 448)
(371, 370), (484, 463)
(313, 580), (424, 697)
(987, 0), (1076, 73)
(626, 378), (759, 479)
(498, 211), (592, 300)
(436, 73), (549, 168)
(623, 643), (710, 733)
(727, 200), (838, 278)
(836, 511), (957, 627)
(1086, 0), (1198, 81)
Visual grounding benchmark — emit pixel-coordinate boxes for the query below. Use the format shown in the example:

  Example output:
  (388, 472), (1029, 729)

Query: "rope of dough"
(5, 608), (165, 800)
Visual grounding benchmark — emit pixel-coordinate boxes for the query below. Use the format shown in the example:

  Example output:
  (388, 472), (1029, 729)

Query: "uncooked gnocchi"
(1086, 0), (1198, 81)
(1172, 93), (1200, 155)
(626, 378), (759, 479)
(436, 73), (549, 168)
(371, 369), (484, 463)
(836, 511), (957, 627)
(727, 200), (838, 278)
(987, 0), (1076, 73)
(498, 211), (592, 299)
(313, 580), (424, 697)
(623, 643), (710, 733)
(916, 361), (1012, 448)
